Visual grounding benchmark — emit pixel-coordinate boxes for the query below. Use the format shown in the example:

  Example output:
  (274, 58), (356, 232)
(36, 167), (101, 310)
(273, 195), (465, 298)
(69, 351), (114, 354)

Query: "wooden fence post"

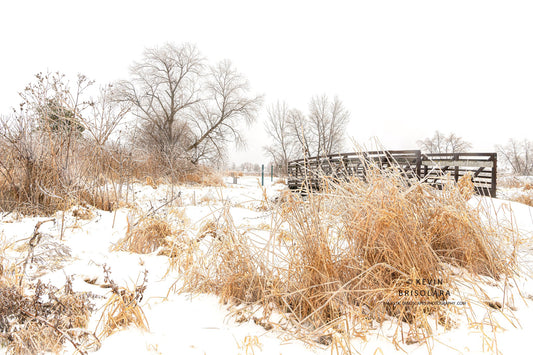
(454, 153), (459, 182)
(491, 153), (497, 197)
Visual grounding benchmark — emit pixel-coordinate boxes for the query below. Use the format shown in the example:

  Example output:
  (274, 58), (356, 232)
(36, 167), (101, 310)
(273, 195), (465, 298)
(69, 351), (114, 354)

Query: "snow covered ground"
(1, 176), (532, 354)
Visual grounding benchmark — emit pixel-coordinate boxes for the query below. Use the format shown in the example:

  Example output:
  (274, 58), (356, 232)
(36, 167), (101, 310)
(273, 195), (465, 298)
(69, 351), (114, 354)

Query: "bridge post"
(454, 153), (459, 182)
(415, 150), (422, 179)
(362, 152), (369, 182)
(491, 153), (497, 197)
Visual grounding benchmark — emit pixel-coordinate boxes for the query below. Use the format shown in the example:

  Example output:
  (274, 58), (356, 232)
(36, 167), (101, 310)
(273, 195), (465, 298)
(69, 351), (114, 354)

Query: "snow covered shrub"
(0, 279), (95, 354)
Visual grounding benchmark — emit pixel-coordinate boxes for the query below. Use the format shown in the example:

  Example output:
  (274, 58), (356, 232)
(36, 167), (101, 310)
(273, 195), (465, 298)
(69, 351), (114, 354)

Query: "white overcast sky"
(1, 0), (532, 165)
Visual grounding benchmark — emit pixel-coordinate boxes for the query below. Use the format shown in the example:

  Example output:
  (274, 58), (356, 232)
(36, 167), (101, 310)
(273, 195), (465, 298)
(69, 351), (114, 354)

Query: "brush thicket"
(0, 115), (222, 215)
(0, 279), (93, 354)
(176, 162), (515, 345)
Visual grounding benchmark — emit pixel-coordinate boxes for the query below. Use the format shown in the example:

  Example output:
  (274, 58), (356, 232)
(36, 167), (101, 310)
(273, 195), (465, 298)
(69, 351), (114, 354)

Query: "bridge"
(287, 150), (497, 197)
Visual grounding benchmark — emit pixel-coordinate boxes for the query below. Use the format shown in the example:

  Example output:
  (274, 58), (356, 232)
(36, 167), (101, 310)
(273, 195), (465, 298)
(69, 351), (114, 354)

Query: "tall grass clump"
(176, 208), (269, 304)
(181, 165), (225, 186)
(175, 162), (516, 345)
(96, 267), (149, 339)
(113, 215), (174, 254)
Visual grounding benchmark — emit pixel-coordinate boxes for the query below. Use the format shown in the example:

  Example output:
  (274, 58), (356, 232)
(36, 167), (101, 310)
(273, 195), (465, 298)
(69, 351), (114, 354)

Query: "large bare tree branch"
(187, 60), (262, 162)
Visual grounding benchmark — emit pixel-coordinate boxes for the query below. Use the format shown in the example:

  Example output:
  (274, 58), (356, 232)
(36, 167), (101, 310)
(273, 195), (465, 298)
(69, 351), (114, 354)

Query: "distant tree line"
(496, 138), (533, 175)
(263, 96), (351, 174)
(418, 131), (532, 175)
(417, 130), (473, 154)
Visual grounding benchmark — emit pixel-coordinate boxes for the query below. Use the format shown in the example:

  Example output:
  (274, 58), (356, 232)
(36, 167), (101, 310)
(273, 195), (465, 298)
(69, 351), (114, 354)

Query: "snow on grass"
(1, 175), (532, 354)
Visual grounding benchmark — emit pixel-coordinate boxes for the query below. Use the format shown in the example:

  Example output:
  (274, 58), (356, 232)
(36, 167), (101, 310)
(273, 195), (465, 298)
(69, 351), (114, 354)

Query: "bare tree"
(116, 43), (203, 171)
(265, 95), (350, 164)
(444, 132), (473, 153)
(308, 95), (350, 156)
(287, 108), (314, 158)
(417, 130), (472, 154)
(418, 131), (445, 154)
(496, 138), (533, 175)
(117, 43), (261, 171)
(263, 101), (297, 174)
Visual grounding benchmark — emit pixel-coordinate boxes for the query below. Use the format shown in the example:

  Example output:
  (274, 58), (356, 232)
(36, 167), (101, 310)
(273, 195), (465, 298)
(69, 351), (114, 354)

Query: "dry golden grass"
(114, 216), (174, 254)
(0, 238), (24, 288)
(181, 166), (225, 186)
(497, 175), (533, 206)
(0, 127), (222, 215)
(255, 223), (271, 231)
(256, 183), (270, 211)
(0, 134), (138, 215)
(78, 186), (122, 212)
(168, 207), (190, 227)
(72, 205), (95, 220)
(512, 194), (533, 207)
(237, 335), (263, 355)
(199, 194), (218, 205)
(165, 236), (200, 273)
(228, 171), (244, 178)
(457, 173), (475, 200)
(498, 175), (533, 189)
(145, 176), (158, 189)
(96, 268), (149, 339)
(197, 219), (219, 239)
(174, 163), (516, 346)
(97, 289), (149, 338)
(498, 175), (522, 189)
(0, 158), (70, 215)
(273, 178), (286, 185)
(276, 230), (292, 244)
(175, 207), (268, 305)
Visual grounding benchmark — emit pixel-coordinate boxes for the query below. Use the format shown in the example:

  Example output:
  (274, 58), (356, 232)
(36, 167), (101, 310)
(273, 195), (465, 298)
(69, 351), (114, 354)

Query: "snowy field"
(1, 176), (533, 354)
